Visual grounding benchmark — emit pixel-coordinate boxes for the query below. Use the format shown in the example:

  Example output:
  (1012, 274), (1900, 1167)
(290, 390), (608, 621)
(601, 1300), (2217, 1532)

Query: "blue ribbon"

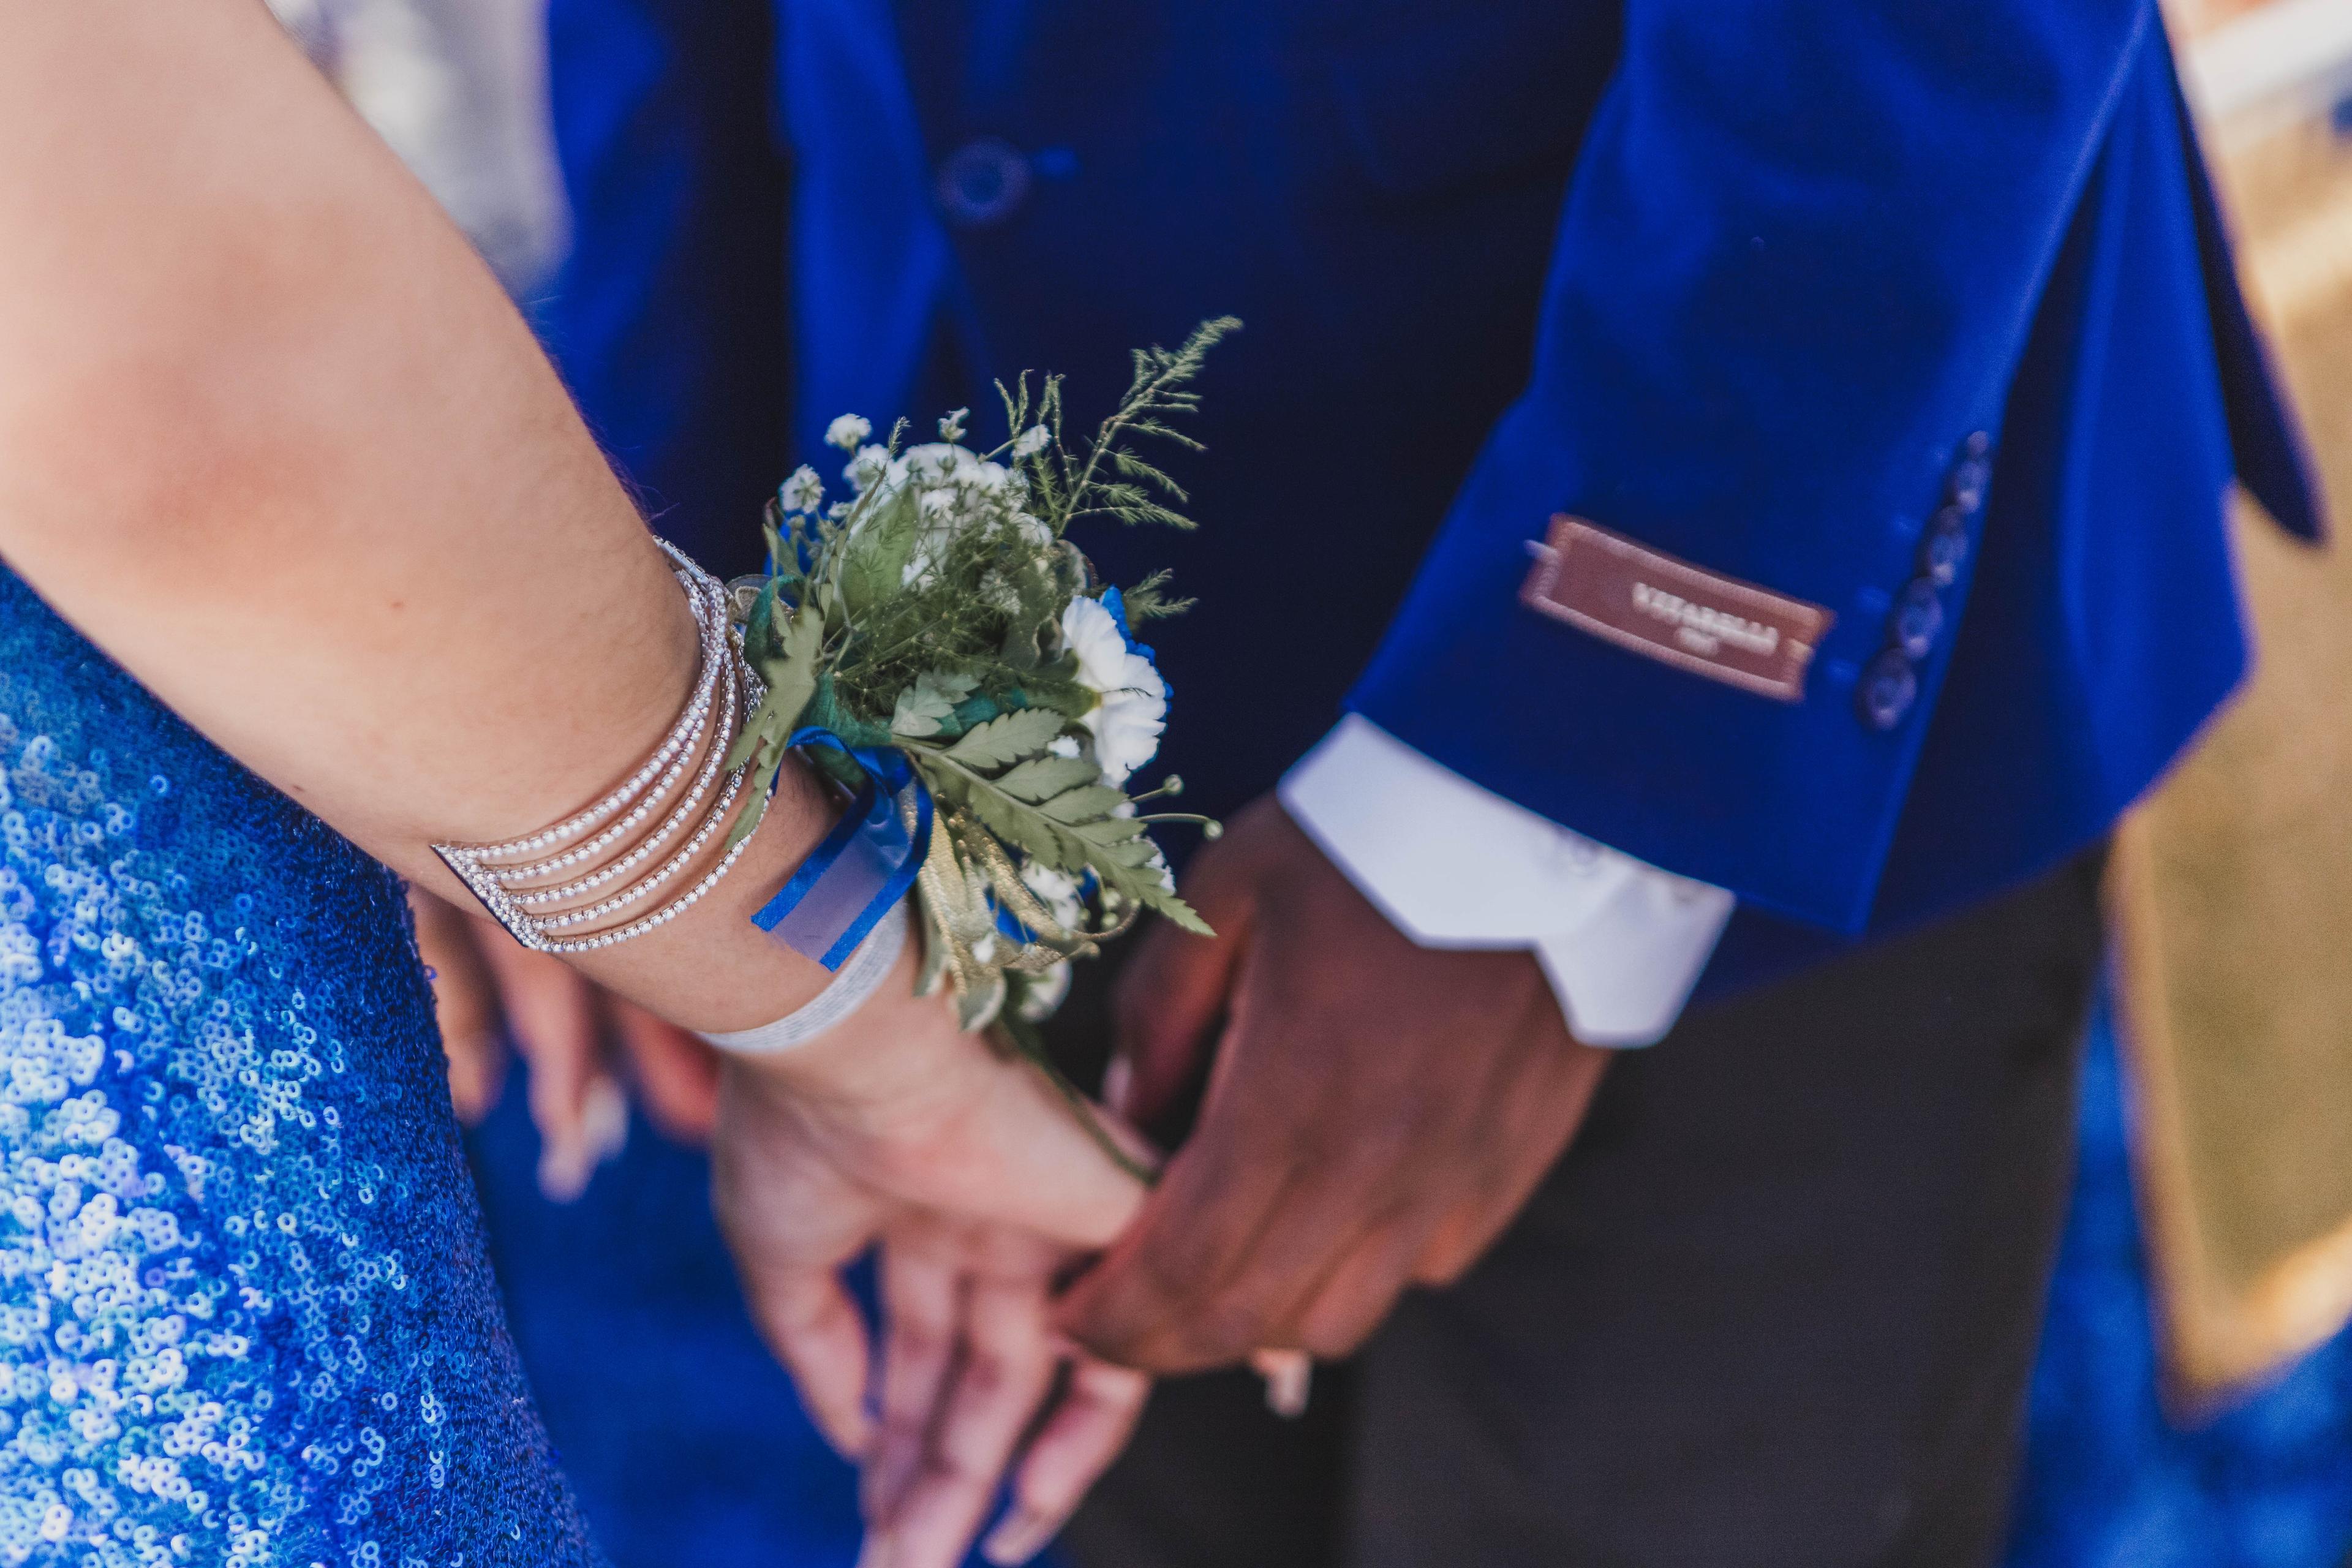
(750, 728), (935, 971)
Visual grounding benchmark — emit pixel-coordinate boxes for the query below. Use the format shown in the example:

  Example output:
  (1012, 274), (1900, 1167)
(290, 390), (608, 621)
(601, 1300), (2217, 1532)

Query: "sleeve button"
(1858, 650), (1918, 731)
(1891, 579), (1943, 659)
(1947, 445), (1992, 512)
(1920, 500), (1970, 575)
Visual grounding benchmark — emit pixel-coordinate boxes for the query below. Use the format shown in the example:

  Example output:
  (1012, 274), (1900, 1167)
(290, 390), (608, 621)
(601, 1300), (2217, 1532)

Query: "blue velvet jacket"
(541, 0), (2318, 988)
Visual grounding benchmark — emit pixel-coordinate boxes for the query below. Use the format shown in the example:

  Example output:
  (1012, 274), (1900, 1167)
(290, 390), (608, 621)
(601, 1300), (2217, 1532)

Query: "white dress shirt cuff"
(1277, 715), (1735, 1047)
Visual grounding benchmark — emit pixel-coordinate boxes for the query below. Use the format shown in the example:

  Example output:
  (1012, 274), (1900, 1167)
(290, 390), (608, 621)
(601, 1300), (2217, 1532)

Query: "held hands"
(714, 941), (1158, 1568)
(851, 1219), (1150, 1567)
(1056, 796), (1611, 1370)
(417, 795), (1608, 1561)
(417, 896), (1153, 1568)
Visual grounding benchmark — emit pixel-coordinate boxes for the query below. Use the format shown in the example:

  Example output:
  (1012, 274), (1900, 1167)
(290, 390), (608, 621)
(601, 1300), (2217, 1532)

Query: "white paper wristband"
(698, 901), (911, 1055)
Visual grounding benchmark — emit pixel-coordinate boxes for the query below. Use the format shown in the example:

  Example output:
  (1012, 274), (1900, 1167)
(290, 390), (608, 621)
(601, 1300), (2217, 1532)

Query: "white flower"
(1012, 424), (1050, 459)
(903, 470), (974, 586)
(938, 407), (970, 442)
(1017, 960), (1072, 1022)
(1061, 595), (1167, 786)
(844, 443), (892, 494)
(1047, 735), (1082, 760)
(1144, 846), (1177, 894)
(1020, 862), (1085, 930)
(1061, 594), (1131, 686)
(903, 442), (964, 483)
(778, 465), (824, 514)
(825, 414), (872, 451)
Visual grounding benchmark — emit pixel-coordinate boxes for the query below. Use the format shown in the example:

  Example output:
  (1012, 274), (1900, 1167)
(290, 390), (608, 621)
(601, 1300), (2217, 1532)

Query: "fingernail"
(984, 1509), (1057, 1565)
(1101, 1056), (1133, 1117)
(537, 1076), (630, 1203)
(581, 1074), (630, 1161)
(1253, 1349), (1312, 1419)
(536, 1137), (592, 1204)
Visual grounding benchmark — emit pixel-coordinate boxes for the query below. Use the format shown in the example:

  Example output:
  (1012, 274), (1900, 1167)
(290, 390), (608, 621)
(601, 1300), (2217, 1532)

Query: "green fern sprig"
(1020, 317), (1239, 537)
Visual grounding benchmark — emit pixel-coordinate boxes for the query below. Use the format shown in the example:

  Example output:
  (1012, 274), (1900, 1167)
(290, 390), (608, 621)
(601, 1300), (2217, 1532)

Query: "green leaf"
(951, 765), (1050, 850)
(1042, 786), (1128, 826)
(1144, 889), (1213, 936)
(1077, 809), (1147, 846)
(955, 973), (1008, 1033)
(840, 487), (922, 617)
(1110, 449), (1188, 502)
(750, 601), (825, 744)
(722, 709), (783, 774)
(994, 755), (1098, 803)
(1096, 832), (1163, 867)
(891, 668), (981, 738)
(943, 707), (1066, 769)
(720, 755), (783, 853)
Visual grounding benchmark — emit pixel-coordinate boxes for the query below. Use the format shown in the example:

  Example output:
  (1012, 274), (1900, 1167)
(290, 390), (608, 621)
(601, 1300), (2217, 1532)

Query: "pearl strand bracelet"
(433, 542), (768, 954)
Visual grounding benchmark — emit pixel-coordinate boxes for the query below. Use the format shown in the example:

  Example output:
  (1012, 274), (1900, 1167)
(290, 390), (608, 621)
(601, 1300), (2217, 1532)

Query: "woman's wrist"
(560, 748), (846, 1033)
(417, 542), (857, 1035)
(696, 902), (911, 1055)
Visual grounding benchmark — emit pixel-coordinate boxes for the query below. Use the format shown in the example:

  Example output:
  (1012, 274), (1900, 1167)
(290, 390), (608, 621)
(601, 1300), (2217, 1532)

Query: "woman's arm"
(0, 0), (829, 1031)
(0, 0), (1144, 1256)
(0, 8), (1156, 1543)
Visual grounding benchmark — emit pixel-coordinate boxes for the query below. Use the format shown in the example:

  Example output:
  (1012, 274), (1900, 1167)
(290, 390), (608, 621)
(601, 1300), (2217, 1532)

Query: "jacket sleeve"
(1346, 0), (2159, 933)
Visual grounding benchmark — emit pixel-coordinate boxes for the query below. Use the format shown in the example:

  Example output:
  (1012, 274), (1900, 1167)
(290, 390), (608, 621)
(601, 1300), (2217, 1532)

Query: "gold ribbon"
(911, 804), (1136, 1030)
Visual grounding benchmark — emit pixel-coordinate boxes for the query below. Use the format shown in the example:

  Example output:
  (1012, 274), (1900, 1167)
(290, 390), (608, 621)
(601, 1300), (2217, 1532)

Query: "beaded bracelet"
(433, 541), (769, 953)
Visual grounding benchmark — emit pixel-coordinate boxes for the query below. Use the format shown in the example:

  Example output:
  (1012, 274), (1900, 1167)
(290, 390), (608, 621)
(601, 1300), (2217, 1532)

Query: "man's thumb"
(1107, 913), (1242, 1127)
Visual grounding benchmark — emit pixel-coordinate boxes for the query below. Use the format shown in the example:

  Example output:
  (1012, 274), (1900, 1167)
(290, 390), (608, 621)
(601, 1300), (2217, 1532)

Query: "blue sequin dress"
(0, 568), (602, 1566)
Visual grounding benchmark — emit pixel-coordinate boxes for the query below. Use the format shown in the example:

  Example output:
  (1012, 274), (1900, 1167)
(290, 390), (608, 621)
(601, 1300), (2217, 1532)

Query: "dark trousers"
(1063, 848), (2106, 1568)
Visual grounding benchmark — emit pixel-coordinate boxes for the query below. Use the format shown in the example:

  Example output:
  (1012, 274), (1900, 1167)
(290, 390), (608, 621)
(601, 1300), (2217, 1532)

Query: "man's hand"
(1056, 797), (1610, 1372)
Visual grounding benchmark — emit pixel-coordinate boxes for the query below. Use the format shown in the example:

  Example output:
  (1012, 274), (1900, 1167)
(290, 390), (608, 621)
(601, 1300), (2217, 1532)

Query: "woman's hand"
(412, 888), (721, 1194)
(423, 883), (1153, 1561)
(712, 936), (1152, 1454)
(858, 1220), (1150, 1568)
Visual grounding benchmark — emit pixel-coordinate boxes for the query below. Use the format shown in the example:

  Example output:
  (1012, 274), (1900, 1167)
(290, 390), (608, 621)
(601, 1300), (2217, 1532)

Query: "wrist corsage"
(724, 319), (1237, 1074)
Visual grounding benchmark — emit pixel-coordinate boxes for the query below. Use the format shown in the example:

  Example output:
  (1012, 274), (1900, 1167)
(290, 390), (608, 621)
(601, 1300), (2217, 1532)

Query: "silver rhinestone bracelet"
(434, 541), (766, 954)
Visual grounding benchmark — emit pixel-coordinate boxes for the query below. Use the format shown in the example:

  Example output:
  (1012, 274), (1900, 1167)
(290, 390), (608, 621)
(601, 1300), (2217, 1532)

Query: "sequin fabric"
(0, 570), (602, 1567)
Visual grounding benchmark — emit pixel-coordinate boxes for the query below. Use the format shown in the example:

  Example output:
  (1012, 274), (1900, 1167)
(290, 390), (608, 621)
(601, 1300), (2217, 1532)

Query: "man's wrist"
(1279, 715), (1734, 1045)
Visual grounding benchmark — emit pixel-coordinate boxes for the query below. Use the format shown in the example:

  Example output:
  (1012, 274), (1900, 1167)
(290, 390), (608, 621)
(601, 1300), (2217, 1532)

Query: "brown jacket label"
(1519, 515), (1833, 702)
